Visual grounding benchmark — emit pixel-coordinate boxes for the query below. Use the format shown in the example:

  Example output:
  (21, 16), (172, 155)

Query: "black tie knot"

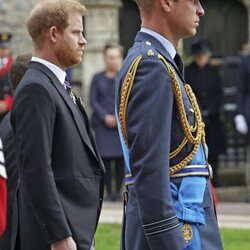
(174, 53), (183, 73)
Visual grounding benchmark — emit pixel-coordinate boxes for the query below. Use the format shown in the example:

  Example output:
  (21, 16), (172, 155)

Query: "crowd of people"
(0, 0), (249, 249)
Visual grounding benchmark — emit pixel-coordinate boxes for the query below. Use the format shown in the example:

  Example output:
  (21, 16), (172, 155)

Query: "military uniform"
(115, 31), (223, 250)
(0, 32), (13, 123)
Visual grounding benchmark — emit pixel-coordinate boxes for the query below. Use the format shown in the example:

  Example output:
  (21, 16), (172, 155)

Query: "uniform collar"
(140, 27), (176, 59)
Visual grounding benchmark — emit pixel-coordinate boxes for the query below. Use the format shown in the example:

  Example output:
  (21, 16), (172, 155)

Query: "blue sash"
(115, 104), (131, 172)
(170, 145), (207, 249)
(116, 102), (208, 249)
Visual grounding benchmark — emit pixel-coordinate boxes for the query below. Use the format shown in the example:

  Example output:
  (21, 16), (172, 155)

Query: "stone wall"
(0, 0), (122, 111)
(0, 0), (38, 56)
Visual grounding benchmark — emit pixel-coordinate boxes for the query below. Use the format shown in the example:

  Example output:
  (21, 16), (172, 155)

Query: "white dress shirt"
(31, 57), (66, 86)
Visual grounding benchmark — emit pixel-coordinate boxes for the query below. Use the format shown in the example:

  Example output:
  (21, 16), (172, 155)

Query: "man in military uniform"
(0, 32), (13, 123)
(115, 0), (223, 249)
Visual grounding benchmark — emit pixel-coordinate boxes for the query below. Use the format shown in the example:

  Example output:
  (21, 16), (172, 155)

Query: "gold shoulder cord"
(118, 54), (205, 176)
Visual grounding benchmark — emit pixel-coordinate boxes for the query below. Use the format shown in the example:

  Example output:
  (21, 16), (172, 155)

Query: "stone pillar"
(80, 0), (121, 112)
(0, 0), (38, 57)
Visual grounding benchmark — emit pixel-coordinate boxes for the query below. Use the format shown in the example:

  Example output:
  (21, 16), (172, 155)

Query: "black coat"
(10, 62), (105, 250)
(185, 62), (226, 155)
(0, 112), (18, 250)
(236, 55), (250, 124)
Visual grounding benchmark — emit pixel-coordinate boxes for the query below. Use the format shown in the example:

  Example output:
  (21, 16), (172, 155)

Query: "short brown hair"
(9, 54), (32, 91)
(26, 0), (86, 48)
(103, 42), (124, 56)
(135, 0), (155, 13)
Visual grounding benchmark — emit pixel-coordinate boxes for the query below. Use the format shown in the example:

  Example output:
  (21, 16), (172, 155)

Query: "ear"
(160, 0), (172, 12)
(48, 26), (59, 43)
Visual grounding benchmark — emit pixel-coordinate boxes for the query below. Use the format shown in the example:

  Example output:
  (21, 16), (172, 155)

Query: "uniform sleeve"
(11, 84), (72, 244)
(125, 58), (185, 249)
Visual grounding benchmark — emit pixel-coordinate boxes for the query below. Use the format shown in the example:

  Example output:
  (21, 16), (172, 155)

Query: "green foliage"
(95, 224), (250, 250)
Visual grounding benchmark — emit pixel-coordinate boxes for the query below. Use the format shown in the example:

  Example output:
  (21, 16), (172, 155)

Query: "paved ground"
(99, 201), (250, 229)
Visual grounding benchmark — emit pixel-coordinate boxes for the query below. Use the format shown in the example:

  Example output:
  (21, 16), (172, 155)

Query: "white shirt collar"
(140, 27), (176, 59)
(31, 57), (66, 85)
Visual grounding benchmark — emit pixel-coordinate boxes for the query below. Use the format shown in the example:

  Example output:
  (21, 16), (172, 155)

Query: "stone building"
(1, 0), (250, 101)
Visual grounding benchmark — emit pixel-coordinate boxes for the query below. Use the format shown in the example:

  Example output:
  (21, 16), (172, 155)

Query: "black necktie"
(174, 53), (183, 73)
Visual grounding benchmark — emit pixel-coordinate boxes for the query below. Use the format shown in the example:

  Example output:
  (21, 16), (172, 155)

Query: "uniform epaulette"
(141, 40), (158, 60)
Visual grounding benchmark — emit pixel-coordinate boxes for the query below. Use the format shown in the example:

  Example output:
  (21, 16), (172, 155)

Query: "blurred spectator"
(0, 137), (6, 237)
(234, 52), (250, 138)
(0, 54), (31, 249)
(90, 43), (124, 201)
(0, 32), (13, 123)
(235, 46), (250, 201)
(185, 40), (226, 187)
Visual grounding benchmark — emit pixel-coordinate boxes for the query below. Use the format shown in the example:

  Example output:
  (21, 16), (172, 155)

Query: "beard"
(55, 38), (83, 69)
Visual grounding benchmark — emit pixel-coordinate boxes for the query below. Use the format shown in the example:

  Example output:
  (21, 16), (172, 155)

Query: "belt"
(125, 164), (212, 186)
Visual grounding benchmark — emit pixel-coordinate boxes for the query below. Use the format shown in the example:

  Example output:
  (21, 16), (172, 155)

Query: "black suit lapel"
(30, 62), (98, 161)
(75, 96), (105, 172)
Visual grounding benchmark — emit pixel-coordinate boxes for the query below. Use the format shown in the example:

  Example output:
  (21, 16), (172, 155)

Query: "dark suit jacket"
(116, 32), (222, 250)
(10, 62), (105, 250)
(0, 112), (19, 250)
(236, 55), (250, 124)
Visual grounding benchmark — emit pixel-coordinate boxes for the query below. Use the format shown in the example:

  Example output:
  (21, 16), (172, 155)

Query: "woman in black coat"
(185, 40), (226, 187)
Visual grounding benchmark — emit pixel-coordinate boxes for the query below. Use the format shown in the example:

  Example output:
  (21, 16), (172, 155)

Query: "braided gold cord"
(118, 53), (205, 176)
(169, 137), (188, 158)
(158, 54), (205, 175)
(118, 55), (142, 147)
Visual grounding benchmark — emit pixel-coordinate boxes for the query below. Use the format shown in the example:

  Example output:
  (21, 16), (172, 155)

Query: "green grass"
(95, 224), (120, 250)
(221, 228), (250, 250)
(95, 224), (250, 250)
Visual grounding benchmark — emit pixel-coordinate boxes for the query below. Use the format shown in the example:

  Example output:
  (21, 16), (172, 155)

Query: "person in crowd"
(0, 32), (13, 123)
(235, 48), (250, 139)
(0, 138), (6, 237)
(0, 54), (31, 250)
(90, 43), (124, 201)
(115, 0), (223, 249)
(10, 1), (105, 250)
(185, 40), (226, 187)
(235, 44), (250, 202)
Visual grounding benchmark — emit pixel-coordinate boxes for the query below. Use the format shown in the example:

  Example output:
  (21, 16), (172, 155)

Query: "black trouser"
(103, 157), (124, 200)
